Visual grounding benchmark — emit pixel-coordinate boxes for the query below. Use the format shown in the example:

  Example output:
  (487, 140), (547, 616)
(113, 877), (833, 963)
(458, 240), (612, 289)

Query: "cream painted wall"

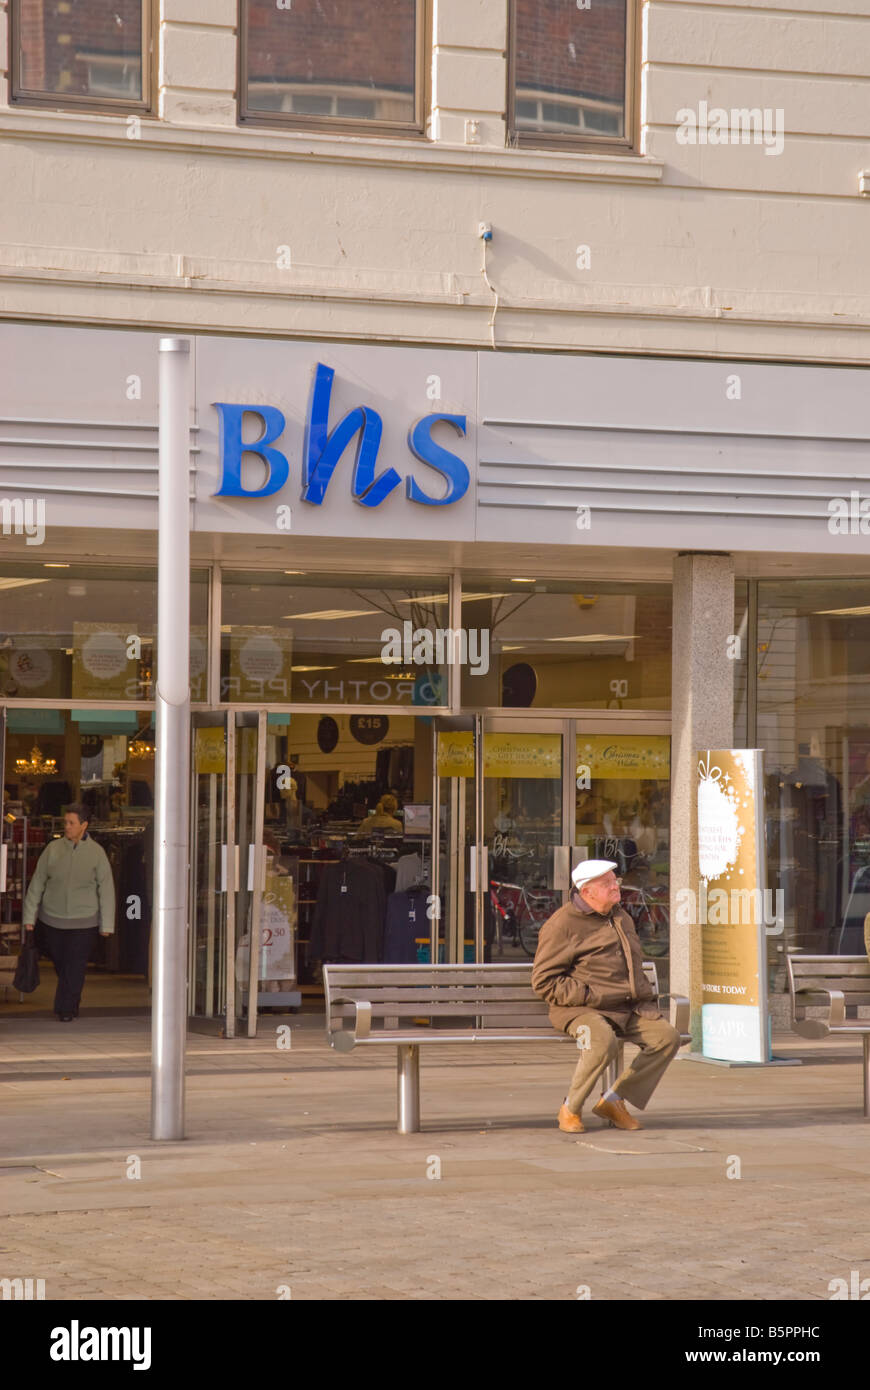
(1, 0), (868, 363)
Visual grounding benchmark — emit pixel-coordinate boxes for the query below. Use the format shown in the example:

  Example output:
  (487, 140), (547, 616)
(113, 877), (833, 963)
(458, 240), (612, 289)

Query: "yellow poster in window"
(579, 736), (670, 780)
(195, 727), (225, 775)
(72, 623), (141, 701)
(227, 627), (292, 701)
(437, 732), (561, 779)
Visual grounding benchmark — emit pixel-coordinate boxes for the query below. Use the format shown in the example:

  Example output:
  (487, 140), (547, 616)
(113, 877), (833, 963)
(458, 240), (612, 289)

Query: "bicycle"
(489, 879), (561, 957)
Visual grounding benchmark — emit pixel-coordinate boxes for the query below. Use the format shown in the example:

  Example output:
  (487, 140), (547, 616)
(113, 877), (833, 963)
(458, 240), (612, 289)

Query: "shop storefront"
(2, 324), (868, 1032)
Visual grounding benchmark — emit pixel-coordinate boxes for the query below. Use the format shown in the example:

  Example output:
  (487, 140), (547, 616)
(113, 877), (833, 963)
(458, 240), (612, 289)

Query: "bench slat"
(330, 1001), (551, 1019)
(790, 959), (870, 977)
(325, 969), (533, 988)
(794, 989), (867, 1000)
(328, 985), (541, 1003)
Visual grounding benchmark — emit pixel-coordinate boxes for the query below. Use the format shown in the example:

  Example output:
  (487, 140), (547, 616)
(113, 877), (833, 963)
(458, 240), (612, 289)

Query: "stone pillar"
(670, 552), (735, 1048)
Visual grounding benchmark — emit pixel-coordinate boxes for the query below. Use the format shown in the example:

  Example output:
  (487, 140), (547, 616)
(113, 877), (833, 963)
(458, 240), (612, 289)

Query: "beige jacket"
(531, 896), (659, 1033)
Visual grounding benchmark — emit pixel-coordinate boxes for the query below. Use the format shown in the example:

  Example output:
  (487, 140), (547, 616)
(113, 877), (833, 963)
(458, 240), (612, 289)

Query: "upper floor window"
(10, 0), (152, 113)
(240, 0), (425, 135)
(509, 0), (636, 152)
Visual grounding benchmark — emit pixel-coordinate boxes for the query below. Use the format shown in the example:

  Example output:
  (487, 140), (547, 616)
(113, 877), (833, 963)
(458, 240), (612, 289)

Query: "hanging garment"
(308, 858), (385, 963)
(394, 852), (423, 892)
(383, 888), (431, 964)
(366, 856), (397, 897)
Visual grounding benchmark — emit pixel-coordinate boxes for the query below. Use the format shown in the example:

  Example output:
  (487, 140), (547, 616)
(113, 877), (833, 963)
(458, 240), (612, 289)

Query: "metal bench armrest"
(793, 986), (845, 1037)
(669, 993), (690, 1038)
(329, 995), (373, 1052)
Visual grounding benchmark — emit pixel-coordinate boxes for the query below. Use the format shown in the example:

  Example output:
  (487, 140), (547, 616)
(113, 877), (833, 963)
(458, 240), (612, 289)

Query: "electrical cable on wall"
(479, 223), (498, 349)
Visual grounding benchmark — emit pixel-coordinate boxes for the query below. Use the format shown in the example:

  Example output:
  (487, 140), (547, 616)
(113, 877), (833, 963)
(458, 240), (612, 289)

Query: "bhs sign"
(213, 362), (469, 508)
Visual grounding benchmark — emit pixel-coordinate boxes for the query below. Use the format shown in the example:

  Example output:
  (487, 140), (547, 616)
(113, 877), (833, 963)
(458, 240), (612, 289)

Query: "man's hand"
(24, 924), (34, 932)
(99, 931), (112, 938)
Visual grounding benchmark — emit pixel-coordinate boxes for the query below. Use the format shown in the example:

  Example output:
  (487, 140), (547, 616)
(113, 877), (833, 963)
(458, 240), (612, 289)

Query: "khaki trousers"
(564, 1008), (681, 1114)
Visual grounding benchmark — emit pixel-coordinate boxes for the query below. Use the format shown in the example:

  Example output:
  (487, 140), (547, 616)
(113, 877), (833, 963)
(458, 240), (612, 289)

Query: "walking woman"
(22, 804), (115, 1021)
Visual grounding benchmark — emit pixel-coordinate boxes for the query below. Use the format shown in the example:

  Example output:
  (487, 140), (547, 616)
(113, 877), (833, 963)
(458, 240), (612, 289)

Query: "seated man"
(531, 859), (681, 1133)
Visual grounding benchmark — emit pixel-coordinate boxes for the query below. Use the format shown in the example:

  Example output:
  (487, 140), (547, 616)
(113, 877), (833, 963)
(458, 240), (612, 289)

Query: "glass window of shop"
(1, 708), (156, 995)
(0, 565), (209, 702)
(733, 580), (749, 749)
(253, 712), (437, 991)
(757, 579), (870, 992)
(575, 732), (671, 986)
(458, 579), (671, 710)
(220, 571), (450, 709)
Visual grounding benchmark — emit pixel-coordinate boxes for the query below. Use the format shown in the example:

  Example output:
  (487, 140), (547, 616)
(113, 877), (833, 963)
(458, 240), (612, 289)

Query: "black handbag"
(12, 938), (40, 993)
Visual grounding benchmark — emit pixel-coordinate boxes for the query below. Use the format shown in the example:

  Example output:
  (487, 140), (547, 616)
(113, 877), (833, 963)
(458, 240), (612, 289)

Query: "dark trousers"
(35, 920), (99, 1015)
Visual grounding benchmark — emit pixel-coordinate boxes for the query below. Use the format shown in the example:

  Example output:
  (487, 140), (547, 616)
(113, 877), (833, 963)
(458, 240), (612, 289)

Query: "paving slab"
(1, 1013), (869, 1300)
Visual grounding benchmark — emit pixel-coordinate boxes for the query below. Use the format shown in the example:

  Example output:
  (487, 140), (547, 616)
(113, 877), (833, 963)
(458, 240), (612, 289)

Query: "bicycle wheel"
(518, 917), (542, 956)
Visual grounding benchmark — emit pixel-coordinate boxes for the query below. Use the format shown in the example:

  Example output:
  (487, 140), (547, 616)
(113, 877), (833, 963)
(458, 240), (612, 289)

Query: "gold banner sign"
(578, 735), (670, 780)
(697, 748), (768, 1063)
(437, 732), (561, 779)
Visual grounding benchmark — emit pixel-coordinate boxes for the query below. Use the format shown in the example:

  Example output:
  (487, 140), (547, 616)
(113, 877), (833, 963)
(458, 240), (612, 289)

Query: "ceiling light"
(541, 633), (635, 643)
(396, 593), (450, 605)
(814, 606), (870, 617)
(43, 562), (70, 569)
(510, 577), (536, 583)
(283, 570), (304, 575)
(280, 608), (377, 621)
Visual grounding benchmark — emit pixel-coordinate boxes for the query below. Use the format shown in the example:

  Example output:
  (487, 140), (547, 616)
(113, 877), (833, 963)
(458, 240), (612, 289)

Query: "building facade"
(1, 1), (870, 1040)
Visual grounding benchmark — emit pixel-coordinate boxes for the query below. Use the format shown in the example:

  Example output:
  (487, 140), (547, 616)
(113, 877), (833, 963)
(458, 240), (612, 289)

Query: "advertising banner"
(72, 623), (139, 701)
(697, 749), (769, 1063)
(194, 727), (226, 775)
(1, 636), (63, 699)
(580, 735), (670, 780)
(227, 627), (292, 702)
(437, 731), (561, 779)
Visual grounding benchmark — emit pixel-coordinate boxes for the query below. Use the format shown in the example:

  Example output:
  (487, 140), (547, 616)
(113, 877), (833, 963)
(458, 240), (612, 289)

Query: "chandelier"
(15, 744), (58, 777)
(129, 739), (155, 760)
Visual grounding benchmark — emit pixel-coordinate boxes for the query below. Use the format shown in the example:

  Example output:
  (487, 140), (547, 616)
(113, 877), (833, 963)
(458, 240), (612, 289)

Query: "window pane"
(459, 579), (671, 710)
(757, 579), (870, 998)
(732, 580), (749, 748)
(244, 0), (417, 125)
(16, 0), (144, 101)
(0, 564), (209, 702)
(220, 572), (450, 706)
(514, 0), (626, 140)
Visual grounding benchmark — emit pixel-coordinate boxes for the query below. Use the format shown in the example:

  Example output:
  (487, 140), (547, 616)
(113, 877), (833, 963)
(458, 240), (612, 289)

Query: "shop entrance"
(0, 705), (156, 1013)
(189, 707), (437, 1030)
(434, 716), (672, 985)
(187, 711), (307, 1039)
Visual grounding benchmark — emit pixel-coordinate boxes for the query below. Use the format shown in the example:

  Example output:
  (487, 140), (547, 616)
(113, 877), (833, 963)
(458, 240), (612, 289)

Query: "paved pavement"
(1, 1010), (869, 1301)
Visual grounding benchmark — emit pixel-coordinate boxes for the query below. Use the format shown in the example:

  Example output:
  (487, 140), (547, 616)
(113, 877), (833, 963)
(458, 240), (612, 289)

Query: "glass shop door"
(190, 710), (281, 1037)
(482, 717), (568, 963)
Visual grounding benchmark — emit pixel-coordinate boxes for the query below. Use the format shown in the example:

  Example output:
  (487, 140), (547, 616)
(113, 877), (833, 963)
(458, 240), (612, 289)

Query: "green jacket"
(23, 834), (116, 934)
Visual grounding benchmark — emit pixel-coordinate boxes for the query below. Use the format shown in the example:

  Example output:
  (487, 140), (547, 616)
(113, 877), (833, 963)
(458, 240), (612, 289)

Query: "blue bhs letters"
(213, 362), (469, 508)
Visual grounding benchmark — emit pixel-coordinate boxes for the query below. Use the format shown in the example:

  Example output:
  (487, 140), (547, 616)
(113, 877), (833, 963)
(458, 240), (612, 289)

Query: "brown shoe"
(592, 1095), (643, 1130)
(557, 1103), (584, 1133)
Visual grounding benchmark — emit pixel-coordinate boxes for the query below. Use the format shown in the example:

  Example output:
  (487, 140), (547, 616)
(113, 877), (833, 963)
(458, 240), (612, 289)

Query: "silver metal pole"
(151, 337), (191, 1141)
(397, 1045), (421, 1134)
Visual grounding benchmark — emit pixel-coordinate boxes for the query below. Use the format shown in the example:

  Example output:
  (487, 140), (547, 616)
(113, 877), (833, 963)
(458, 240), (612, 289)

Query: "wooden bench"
(323, 961), (690, 1133)
(787, 954), (870, 1118)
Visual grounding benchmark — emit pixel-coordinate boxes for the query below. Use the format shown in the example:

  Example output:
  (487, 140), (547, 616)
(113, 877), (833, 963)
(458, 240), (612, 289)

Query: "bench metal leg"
(864, 1036), (870, 1120)
(397, 1044), (420, 1134)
